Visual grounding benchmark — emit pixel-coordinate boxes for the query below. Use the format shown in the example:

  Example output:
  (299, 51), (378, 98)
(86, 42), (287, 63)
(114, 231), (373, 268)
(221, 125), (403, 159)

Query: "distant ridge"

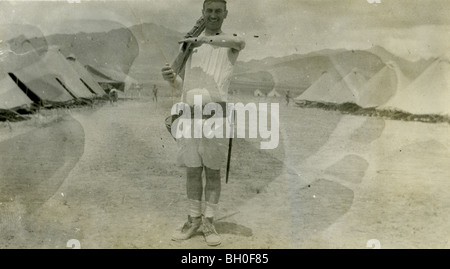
(4, 22), (435, 91)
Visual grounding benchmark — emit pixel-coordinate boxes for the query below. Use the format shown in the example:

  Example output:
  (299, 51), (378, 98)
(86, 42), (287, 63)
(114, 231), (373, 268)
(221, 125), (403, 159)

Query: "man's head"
(203, 0), (227, 10)
(202, 0), (228, 34)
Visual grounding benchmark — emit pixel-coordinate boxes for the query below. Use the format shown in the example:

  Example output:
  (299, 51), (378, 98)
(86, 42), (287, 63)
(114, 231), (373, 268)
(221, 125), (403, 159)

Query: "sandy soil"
(1, 95), (450, 249)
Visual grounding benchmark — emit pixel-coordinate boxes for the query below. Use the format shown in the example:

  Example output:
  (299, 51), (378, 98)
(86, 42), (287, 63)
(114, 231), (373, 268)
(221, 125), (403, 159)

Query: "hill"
(231, 46), (434, 97)
(126, 23), (184, 82)
(366, 46), (434, 79)
(4, 22), (435, 96)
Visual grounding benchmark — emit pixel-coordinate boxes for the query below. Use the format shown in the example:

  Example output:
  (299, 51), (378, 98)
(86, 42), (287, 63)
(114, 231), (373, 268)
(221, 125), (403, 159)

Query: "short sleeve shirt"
(182, 34), (239, 106)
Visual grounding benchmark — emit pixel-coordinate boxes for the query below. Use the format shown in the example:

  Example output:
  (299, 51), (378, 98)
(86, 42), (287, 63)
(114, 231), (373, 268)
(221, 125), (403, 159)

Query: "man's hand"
(161, 63), (177, 84)
(161, 63), (183, 90)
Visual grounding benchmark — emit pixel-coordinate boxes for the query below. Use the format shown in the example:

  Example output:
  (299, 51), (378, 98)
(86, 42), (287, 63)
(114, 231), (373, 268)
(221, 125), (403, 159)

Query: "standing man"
(109, 86), (118, 105)
(285, 90), (291, 106)
(152, 84), (158, 102)
(161, 0), (245, 246)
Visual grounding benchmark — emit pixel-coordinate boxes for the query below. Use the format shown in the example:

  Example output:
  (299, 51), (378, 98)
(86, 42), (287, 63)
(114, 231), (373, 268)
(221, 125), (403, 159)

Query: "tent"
(2, 48), (74, 105)
(341, 68), (367, 101)
(267, 88), (281, 98)
(9, 47), (95, 103)
(295, 70), (342, 103)
(295, 68), (367, 105)
(325, 78), (357, 104)
(0, 41), (35, 110)
(8, 71), (75, 104)
(85, 65), (138, 92)
(66, 55), (107, 96)
(6, 52), (79, 104)
(385, 60), (412, 92)
(357, 62), (410, 108)
(0, 72), (33, 110)
(42, 48), (96, 98)
(85, 65), (124, 92)
(254, 89), (265, 97)
(379, 58), (450, 115)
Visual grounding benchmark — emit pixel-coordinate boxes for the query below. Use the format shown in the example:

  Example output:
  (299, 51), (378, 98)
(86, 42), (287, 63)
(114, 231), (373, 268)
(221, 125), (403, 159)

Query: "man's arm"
(161, 63), (183, 91)
(179, 34), (246, 52)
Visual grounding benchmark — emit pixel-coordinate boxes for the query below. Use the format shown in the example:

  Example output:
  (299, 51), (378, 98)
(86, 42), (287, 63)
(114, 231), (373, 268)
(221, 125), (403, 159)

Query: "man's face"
(202, 2), (228, 33)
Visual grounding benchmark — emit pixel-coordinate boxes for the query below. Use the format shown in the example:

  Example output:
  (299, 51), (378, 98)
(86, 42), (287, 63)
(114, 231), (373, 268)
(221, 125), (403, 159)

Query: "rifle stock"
(171, 16), (206, 75)
(165, 16), (206, 140)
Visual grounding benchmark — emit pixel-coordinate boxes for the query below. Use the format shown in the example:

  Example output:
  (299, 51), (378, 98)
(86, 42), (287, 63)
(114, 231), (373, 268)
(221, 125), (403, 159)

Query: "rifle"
(171, 16), (206, 75)
(165, 16), (205, 138)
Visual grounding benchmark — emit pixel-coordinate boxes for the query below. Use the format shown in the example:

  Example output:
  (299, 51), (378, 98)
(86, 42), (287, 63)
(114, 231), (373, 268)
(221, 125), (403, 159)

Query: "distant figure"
(285, 90), (291, 106)
(152, 84), (158, 102)
(109, 87), (118, 105)
(136, 84), (142, 98)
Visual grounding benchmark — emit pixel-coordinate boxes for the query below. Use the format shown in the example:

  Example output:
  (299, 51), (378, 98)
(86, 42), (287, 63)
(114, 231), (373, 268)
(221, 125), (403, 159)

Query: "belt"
(189, 102), (228, 119)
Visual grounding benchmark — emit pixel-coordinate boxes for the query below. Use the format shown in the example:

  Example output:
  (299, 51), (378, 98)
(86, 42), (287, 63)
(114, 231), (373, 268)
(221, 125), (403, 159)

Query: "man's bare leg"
(171, 167), (203, 241)
(204, 167), (221, 204)
(187, 167), (203, 201)
(203, 167), (222, 246)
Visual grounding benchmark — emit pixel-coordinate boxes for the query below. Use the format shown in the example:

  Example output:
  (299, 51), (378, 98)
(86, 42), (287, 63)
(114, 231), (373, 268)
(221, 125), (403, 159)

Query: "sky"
(1, 0), (450, 62)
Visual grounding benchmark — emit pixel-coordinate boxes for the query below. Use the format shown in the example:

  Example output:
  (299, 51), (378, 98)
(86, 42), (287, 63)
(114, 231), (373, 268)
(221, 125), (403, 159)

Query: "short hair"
(203, 0), (227, 10)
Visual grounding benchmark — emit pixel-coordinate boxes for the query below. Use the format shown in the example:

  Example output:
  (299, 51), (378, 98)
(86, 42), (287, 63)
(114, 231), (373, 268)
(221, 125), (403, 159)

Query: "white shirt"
(182, 36), (239, 106)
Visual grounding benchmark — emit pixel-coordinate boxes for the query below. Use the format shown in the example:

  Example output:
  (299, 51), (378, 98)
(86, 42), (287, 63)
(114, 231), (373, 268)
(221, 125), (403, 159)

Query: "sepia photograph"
(1, 0), (450, 251)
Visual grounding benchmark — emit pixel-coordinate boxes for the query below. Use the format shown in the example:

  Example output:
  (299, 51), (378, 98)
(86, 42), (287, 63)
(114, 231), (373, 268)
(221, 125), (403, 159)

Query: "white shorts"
(177, 118), (230, 170)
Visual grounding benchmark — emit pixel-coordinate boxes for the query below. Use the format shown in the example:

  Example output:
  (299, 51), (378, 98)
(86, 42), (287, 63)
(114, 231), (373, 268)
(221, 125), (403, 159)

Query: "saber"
(226, 135), (232, 184)
(225, 109), (234, 184)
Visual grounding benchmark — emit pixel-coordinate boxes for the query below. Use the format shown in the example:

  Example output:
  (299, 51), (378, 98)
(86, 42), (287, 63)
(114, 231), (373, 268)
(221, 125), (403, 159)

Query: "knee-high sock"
(188, 199), (202, 218)
(204, 202), (218, 219)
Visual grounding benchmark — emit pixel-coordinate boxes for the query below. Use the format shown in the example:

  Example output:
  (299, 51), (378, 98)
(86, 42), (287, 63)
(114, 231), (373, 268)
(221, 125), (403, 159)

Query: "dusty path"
(1, 98), (288, 248)
(1, 97), (450, 249)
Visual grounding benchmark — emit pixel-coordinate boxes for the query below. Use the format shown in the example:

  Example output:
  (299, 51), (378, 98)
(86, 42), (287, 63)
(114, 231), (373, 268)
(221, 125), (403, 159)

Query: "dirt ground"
(1, 94), (450, 249)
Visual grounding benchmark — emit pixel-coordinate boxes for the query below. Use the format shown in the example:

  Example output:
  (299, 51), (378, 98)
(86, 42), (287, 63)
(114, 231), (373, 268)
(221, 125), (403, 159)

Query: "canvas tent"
(385, 61), (412, 92)
(85, 65), (123, 92)
(42, 48), (96, 98)
(341, 68), (367, 102)
(66, 55), (107, 96)
(6, 52), (79, 104)
(0, 40), (35, 109)
(326, 78), (357, 104)
(295, 70), (342, 103)
(357, 62), (410, 108)
(0, 72), (33, 110)
(295, 68), (368, 105)
(254, 89), (265, 97)
(85, 65), (138, 92)
(7, 47), (96, 104)
(1, 46), (74, 105)
(267, 88), (281, 97)
(8, 70), (75, 104)
(379, 58), (450, 116)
